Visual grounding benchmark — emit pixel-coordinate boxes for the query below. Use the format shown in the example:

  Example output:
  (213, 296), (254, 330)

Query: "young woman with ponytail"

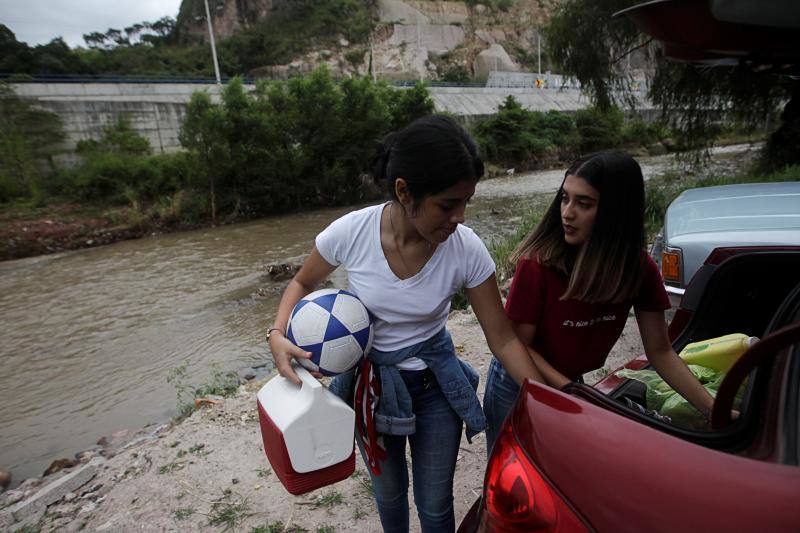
(268, 115), (543, 533)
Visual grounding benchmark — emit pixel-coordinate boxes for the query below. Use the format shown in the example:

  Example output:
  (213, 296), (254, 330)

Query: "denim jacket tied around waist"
(329, 327), (486, 442)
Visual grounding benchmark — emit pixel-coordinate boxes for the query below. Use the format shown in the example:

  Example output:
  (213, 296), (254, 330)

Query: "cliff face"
(176, 0), (558, 80)
(176, 0), (273, 42)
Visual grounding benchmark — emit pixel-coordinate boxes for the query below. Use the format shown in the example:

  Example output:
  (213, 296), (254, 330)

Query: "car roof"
(665, 181), (800, 238)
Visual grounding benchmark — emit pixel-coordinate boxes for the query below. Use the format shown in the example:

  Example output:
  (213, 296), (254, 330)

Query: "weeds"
(256, 467), (271, 478)
(353, 507), (367, 519)
(158, 462), (184, 475)
(317, 526), (335, 533)
(189, 443), (209, 456)
(208, 494), (252, 531)
(167, 360), (240, 417)
(356, 473), (373, 497)
(174, 507), (195, 520)
(252, 522), (307, 533)
(313, 491), (343, 509)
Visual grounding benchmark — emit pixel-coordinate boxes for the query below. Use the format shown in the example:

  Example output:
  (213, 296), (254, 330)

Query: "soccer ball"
(287, 289), (373, 376)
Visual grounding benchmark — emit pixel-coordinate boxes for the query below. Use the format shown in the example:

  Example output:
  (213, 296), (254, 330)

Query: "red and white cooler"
(257, 364), (355, 495)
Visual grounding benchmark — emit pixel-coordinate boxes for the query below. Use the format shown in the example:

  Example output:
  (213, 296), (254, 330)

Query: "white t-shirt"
(315, 203), (495, 368)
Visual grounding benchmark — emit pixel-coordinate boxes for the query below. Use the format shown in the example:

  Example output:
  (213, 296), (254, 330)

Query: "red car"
(458, 248), (800, 532)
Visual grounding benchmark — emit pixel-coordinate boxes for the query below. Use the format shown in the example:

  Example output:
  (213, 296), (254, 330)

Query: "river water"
(0, 144), (756, 484)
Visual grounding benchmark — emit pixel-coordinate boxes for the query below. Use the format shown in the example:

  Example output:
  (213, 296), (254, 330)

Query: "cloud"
(1, 0), (182, 48)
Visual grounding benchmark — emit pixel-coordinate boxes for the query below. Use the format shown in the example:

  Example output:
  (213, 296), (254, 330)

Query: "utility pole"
(204, 0), (222, 84)
(537, 33), (541, 75)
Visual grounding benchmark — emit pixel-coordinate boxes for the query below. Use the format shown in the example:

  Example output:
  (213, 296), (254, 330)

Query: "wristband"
(266, 327), (285, 342)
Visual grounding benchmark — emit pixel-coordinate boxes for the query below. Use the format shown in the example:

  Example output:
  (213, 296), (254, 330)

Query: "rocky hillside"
(176, 0), (559, 80)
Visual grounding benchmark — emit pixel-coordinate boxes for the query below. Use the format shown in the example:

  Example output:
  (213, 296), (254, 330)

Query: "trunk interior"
(587, 251), (800, 450)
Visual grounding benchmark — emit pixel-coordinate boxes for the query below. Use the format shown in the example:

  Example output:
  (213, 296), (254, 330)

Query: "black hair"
(373, 115), (484, 209)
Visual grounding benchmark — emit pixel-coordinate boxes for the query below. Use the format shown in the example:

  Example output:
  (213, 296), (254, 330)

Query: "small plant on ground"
(353, 507), (367, 519)
(167, 359), (241, 417)
(356, 473), (373, 497)
(174, 507), (195, 520)
(317, 526), (335, 533)
(313, 491), (344, 509)
(256, 467), (271, 478)
(207, 494), (252, 531)
(189, 443), (208, 456)
(252, 522), (307, 533)
(158, 461), (185, 474)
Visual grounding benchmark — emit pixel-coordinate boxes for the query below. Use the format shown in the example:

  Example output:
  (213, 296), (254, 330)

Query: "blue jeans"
(482, 357), (520, 457)
(357, 368), (463, 533)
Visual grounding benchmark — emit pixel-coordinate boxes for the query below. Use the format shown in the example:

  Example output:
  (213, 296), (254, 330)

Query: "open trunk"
(578, 250), (800, 451)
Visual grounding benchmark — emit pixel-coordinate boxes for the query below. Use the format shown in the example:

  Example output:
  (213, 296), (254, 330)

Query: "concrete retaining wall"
(12, 82), (654, 157)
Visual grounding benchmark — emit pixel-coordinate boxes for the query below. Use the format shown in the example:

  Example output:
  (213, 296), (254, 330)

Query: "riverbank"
(0, 308), (644, 532)
(0, 202), (209, 262)
(0, 139), (764, 263)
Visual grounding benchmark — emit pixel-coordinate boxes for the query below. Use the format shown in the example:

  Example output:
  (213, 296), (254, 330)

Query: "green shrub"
(574, 105), (624, 153)
(179, 69), (433, 221)
(0, 83), (64, 202)
(473, 96), (577, 170)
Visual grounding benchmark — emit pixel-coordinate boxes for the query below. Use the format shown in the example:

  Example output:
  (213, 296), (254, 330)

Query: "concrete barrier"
(12, 82), (655, 157)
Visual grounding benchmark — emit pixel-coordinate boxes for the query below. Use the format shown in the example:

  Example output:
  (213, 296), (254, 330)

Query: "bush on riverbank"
(179, 69), (434, 221)
(3, 69), (434, 226)
(0, 83), (65, 203)
(471, 96), (672, 172)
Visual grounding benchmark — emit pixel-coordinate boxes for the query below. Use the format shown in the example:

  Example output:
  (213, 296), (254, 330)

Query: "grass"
(252, 523), (308, 533)
(208, 496), (253, 531)
(256, 467), (271, 478)
(158, 461), (185, 475)
(317, 526), (335, 533)
(189, 443), (208, 456)
(356, 473), (373, 497)
(174, 507), (195, 520)
(167, 360), (241, 418)
(487, 205), (546, 282)
(313, 491), (344, 509)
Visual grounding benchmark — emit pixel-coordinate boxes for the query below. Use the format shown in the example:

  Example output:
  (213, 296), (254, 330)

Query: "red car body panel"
(511, 381), (800, 532)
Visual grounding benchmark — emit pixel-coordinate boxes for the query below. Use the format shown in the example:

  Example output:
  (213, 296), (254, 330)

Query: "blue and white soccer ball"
(287, 289), (374, 376)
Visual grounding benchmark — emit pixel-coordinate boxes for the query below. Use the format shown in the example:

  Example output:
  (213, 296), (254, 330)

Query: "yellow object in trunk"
(678, 333), (758, 372)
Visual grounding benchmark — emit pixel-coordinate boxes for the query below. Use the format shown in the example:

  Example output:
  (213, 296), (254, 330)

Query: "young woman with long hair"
(483, 150), (717, 453)
(268, 115), (543, 533)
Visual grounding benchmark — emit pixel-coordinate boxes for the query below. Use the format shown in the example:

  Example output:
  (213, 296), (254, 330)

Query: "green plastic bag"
(615, 365), (743, 430)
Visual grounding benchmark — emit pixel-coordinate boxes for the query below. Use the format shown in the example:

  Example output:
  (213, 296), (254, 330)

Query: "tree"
(0, 83), (64, 202)
(180, 90), (229, 222)
(544, 0), (798, 169)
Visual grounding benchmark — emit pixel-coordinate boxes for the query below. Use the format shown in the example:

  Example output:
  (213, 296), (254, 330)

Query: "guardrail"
(0, 72), (488, 88)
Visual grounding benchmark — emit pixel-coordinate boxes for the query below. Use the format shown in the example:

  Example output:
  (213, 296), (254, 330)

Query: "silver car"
(650, 181), (800, 306)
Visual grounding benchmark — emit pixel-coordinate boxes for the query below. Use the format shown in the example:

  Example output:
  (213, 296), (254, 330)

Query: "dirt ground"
(2, 309), (644, 533)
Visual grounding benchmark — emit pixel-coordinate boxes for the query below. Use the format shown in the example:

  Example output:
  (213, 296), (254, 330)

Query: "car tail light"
(661, 246), (682, 284)
(480, 422), (587, 532)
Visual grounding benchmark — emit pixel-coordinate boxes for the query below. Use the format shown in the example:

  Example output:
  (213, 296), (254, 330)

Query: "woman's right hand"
(268, 332), (321, 385)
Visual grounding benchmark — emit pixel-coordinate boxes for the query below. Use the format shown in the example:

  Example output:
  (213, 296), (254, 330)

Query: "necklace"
(389, 202), (433, 277)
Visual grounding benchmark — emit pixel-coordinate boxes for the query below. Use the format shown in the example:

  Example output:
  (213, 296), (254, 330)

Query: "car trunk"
(505, 252), (800, 531)
(594, 250), (800, 450)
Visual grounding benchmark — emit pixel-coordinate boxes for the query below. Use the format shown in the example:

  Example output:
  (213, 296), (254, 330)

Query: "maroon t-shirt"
(505, 255), (670, 380)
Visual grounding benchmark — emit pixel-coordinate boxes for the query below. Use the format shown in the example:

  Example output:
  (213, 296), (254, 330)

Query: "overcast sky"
(1, 0), (183, 48)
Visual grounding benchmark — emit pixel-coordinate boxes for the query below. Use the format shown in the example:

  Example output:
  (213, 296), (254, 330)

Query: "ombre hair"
(510, 151), (646, 303)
